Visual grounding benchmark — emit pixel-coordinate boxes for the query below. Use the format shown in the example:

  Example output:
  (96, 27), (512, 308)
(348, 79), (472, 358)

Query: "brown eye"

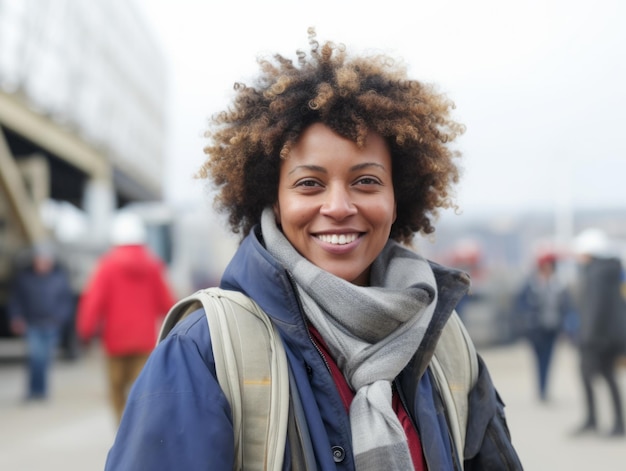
(355, 177), (381, 186)
(296, 179), (322, 187)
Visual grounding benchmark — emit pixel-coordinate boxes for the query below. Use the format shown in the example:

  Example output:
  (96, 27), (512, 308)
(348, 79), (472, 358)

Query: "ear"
(273, 203), (281, 225)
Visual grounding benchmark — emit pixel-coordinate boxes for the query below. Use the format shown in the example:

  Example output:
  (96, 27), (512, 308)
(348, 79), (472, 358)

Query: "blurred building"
(0, 0), (168, 335)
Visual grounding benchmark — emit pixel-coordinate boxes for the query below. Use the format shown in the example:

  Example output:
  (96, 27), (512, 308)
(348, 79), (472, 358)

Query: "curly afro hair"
(199, 28), (465, 244)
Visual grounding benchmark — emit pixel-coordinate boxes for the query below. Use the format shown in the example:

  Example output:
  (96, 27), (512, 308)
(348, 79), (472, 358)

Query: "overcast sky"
(135, 0), (626, 223)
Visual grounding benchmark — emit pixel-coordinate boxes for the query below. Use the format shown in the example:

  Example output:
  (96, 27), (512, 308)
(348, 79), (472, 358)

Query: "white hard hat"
(110, 212), (146, 246)
(573, 228), (613, 258)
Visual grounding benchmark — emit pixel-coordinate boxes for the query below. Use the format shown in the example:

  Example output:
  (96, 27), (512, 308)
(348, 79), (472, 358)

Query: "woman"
(106, 30), (522, 470)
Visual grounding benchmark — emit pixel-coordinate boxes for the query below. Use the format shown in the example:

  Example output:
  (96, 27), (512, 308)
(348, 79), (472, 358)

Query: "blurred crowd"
(512, 227), (626, 437)
(6, 212), (176, 424)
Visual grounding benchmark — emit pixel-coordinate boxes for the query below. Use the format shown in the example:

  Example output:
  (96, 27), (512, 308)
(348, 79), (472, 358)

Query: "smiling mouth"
(315, 233), (360, 245)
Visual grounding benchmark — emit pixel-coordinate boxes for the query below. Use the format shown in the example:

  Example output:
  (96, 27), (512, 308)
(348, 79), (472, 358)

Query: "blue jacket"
(8, 263), (74, 328)
(106, 227), (522, 470)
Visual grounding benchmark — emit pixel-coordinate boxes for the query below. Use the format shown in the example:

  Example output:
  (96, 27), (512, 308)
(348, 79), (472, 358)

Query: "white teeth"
(318, 233), (358, 245)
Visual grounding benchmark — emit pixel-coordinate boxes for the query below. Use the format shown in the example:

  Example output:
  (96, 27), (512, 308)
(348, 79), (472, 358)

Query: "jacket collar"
(220, 226), (303, 325)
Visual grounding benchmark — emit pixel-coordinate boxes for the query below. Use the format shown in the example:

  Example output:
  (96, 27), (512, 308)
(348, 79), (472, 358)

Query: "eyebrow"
(287, 162), (387, 176)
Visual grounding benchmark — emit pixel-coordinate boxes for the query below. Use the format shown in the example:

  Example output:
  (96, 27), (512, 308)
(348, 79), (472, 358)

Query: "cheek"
(274, 198), (309, 233)
(373, 198), (396, 225)
(277, 193), (314, 218)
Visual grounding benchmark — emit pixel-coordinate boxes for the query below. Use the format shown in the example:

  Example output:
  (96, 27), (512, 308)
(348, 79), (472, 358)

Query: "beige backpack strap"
(158, 287), (290, 471)
(430, 311), (479, 469)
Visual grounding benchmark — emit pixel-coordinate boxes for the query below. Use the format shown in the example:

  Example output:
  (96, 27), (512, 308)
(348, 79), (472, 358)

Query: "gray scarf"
(261, 208), (438, 471)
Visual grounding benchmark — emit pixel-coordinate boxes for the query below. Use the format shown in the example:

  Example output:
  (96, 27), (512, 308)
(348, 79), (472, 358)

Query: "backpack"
(158, 287), (479, 470)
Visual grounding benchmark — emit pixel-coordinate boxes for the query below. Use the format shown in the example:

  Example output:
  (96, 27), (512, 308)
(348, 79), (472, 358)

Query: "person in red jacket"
(77, 211), (177, 424)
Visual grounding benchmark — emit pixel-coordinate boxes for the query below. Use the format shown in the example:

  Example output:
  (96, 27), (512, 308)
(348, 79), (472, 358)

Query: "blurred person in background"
(514, 251), (573, 402)
(7, 241), (75, 401)
(77, 212), (177, 424)
(571, 227), (626, 437)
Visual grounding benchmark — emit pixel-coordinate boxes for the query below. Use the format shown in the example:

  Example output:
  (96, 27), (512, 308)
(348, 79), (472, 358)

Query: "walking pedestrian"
(571, 227), (626, 437)
(8, 241), (75, 401)
(77, 211), (177, 424)
(514, 251), (572, 402)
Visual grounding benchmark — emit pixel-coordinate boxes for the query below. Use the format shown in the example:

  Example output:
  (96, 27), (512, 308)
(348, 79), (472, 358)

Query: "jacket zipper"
(285, 270), (333, 374)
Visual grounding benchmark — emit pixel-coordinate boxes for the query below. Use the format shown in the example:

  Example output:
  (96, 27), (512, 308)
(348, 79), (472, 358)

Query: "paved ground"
(481, 340), (626, 470)
(0, 341), (115, 471)
(1, 337), (625, 470)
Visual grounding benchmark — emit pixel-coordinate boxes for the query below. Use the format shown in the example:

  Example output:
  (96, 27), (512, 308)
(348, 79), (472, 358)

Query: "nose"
(320, 185), (357, 220)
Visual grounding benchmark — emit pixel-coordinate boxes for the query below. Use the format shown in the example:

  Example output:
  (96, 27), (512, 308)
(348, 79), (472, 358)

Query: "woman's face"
(274, 123), (396, 286)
